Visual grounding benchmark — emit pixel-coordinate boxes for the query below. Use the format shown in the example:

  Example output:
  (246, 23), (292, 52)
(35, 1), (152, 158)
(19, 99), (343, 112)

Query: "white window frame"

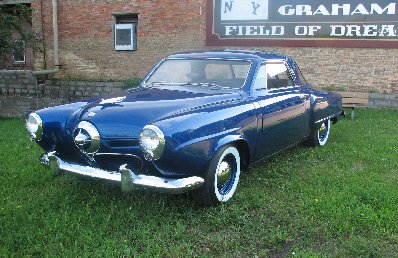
(12, 40), (26, 64)
(114, 23), (136, 51)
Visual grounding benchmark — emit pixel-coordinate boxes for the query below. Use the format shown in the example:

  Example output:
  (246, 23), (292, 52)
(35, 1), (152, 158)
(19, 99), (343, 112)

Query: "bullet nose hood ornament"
(74, 129), (91, 148)
(74, 121), (100, 154)
(99, 96), (126, 105)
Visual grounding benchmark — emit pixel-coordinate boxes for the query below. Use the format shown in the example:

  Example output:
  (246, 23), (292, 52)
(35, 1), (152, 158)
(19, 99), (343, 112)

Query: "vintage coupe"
(26, 50), (343, 206)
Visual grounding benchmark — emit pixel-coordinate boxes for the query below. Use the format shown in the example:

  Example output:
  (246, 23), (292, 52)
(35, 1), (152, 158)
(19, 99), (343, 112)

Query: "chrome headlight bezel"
(26, 113), (43, 141)
(139, 125), (165, 161)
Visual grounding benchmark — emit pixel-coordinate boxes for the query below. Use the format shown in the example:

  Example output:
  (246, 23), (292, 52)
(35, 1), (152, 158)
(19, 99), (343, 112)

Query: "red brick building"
(3, 0), (398, 93)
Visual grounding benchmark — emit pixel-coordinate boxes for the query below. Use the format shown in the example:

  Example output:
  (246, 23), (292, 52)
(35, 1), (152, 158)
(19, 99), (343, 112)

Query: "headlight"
(139, 125), (165, 161)
(26, 113), (43, 141)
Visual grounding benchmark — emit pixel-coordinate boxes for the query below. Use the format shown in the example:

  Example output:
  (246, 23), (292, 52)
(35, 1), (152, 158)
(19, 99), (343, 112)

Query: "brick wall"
(254, 47), (398, 94)
(30, 0), (398, 94)
(33, 0), (206, 79)
(0, 70), (397, 118)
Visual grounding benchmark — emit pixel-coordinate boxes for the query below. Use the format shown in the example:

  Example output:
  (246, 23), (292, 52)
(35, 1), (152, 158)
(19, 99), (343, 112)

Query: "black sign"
(206, 0), (398, 47)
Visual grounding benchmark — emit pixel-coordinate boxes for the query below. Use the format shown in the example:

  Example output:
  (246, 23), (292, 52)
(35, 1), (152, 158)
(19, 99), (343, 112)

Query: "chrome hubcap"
(216, 154), (237, 195)
(217, 161), (232, 187)
(319, 122), (328, 140)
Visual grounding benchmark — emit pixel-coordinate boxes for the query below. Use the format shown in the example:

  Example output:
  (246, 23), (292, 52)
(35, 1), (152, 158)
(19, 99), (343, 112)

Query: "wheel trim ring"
(318, 120), (330, 145)
(213, 147), (241, 202)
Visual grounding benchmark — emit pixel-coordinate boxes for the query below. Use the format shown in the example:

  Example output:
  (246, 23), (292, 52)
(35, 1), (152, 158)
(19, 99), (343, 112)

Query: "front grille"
(102, 139), (140, 148)
(94, 153), (143, 172)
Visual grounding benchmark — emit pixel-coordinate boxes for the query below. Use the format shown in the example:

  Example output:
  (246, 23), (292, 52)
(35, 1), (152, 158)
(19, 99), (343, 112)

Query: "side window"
(252, 64), (266, 90)
(266, 63), (294, 89)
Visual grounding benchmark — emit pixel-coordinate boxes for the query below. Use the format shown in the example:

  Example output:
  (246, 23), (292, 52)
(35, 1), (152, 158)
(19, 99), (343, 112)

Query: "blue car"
(26, 50), (344, 206)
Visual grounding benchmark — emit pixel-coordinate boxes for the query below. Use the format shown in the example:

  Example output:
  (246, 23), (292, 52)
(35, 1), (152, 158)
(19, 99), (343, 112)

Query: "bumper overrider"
(40, 152), (205, 194)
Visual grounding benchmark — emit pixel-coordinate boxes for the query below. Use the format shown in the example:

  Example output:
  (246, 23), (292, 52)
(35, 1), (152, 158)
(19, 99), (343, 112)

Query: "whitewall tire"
(317, 119), (330, 146)
(191, 144), (241, 207)
(307, 119), (331, 147)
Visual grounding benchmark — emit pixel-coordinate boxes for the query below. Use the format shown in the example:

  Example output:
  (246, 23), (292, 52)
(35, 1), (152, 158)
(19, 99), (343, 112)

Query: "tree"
(0, 1), (38, 63)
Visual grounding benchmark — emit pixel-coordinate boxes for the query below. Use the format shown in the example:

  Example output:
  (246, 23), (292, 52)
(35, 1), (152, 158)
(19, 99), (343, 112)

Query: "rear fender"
(310, 92), (342, 131)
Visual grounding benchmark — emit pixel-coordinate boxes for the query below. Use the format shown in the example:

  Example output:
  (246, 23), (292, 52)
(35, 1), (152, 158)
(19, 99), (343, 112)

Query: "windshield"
(145, 59), (251, 89)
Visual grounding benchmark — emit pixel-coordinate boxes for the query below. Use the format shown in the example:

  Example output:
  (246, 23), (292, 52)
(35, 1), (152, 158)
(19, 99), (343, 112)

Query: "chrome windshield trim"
(142, 57), (253, 90)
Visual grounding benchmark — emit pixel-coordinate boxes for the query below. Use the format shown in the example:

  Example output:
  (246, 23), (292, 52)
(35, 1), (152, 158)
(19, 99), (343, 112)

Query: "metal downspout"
(32, 0), (59, 76)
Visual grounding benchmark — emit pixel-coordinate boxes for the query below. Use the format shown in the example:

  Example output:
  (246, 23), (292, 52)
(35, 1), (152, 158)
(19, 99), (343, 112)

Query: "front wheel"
(191, 145), (241, 207)
(307, 119), (331, 147)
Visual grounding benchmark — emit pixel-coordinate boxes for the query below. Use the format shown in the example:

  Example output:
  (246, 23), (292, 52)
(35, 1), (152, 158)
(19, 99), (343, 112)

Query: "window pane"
(267, 63), (294, 89)
(116, 29), (131, 45)
(148, 60), (191, 83)
(205, 64), (232, 80)
(252, 65), (266, 90)
(12, 41), (25, 63)
(232, 64), (249, 79)
(146, 59), (251, 88)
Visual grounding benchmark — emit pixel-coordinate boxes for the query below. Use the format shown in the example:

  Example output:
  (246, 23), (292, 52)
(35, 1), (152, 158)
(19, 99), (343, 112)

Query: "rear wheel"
(307, 119), (331, 147)
(191, 144), (241, 207)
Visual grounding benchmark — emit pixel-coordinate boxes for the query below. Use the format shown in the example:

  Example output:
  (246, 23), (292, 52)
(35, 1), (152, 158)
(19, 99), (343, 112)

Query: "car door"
(252, 62), (310, 159)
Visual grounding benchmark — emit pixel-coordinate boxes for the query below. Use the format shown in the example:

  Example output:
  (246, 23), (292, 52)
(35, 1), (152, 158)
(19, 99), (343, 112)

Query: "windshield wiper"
(184, 82), (225, 89)
(143, 81), (226, 90)
(144, 82), (187, 87)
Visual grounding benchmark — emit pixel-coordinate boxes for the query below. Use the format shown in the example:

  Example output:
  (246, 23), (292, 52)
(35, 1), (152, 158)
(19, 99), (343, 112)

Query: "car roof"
(167, 49), (291, 63)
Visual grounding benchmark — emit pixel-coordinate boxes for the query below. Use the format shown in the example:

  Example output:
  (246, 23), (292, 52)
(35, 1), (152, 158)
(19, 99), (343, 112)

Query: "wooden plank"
(342, 98), (369, 105)
(342, 104), (368, 108)
(334, 91), (369, 108)
(338, 92), (369, 99)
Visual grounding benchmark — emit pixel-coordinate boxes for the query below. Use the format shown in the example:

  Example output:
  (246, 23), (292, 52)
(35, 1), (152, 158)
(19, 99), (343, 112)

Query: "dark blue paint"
(34, 50), (343, 179)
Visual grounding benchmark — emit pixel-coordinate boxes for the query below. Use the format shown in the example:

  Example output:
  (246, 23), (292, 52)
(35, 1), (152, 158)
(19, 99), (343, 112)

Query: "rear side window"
(266, 63), (294, 89)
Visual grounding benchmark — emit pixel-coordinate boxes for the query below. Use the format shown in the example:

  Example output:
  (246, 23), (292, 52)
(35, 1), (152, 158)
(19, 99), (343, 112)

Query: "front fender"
(153, 100), (258, 178)
(35, 101), (90, 152)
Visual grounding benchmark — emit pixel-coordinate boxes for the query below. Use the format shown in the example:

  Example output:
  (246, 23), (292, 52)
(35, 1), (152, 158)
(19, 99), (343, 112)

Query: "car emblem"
(87, 112), (96, 117)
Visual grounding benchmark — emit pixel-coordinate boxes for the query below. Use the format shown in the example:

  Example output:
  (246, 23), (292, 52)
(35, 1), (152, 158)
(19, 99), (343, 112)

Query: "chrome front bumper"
(40, 152), (205, 194)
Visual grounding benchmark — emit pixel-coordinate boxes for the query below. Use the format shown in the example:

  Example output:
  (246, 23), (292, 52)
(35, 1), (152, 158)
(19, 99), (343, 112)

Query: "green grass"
(1, 109), (397, 257)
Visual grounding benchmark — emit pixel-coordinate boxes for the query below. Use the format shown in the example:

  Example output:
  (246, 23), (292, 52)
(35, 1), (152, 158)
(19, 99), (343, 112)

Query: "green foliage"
(0, 2), (37, 60)
(322, 84), (347, 92)
(0, 109), (397, 256)
(122, 77), (142, 89)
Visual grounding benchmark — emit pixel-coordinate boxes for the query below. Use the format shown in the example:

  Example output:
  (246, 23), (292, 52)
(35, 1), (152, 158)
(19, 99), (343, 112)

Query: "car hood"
(78, 86), (242, 139)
